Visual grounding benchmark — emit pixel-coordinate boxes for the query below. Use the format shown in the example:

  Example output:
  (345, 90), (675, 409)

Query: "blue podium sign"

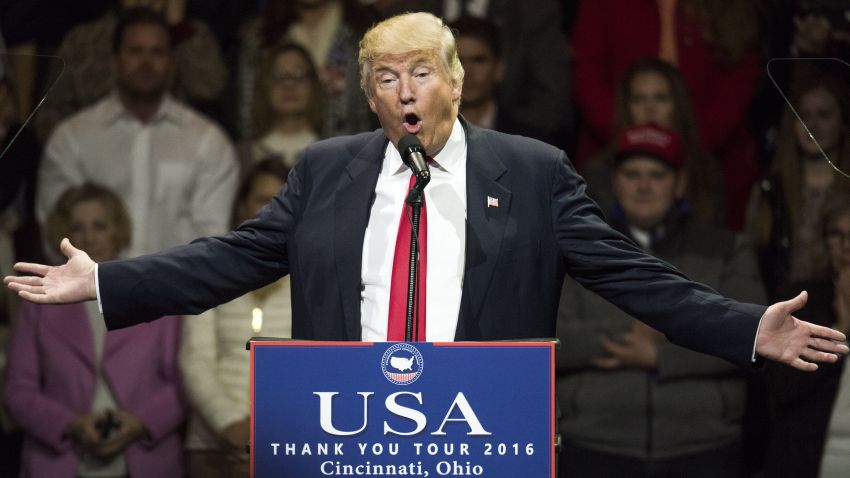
(250, 341), (555, 477)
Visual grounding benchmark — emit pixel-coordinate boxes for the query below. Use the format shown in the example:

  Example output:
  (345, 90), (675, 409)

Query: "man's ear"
(366, 92), (378, 114)
(452, 80), (462, 103)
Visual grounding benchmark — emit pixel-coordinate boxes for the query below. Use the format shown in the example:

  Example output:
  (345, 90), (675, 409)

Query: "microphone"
(398, 134), (431, 185)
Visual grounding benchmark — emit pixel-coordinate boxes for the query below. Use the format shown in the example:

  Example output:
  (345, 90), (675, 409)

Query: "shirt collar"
(102, 90), (182, 126)
(384, 118), (466, 176)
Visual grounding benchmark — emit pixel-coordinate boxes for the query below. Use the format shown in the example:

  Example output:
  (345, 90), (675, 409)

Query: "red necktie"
(387, 174), (427, 341)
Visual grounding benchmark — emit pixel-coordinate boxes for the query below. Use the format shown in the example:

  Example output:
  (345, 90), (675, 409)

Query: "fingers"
(18, 290), (56, 304)
(786, 332), (849, 371)
(809, 323), (848, 345)
(599, 335), (628, 355)
(802, 348), (839, 364)
(591, 356), (620, 369)
(4, 276), (45, 287)
(7, 283), (46, 295)
(789, 357), (819, 372)
(12, 262), (50, 277)
(809, 335), (849, 355)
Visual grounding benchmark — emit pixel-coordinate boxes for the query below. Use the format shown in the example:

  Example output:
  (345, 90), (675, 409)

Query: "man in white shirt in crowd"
(37, 7), (237, 260)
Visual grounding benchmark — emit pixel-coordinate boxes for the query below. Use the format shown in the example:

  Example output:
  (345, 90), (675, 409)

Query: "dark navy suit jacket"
(99, 121), (765, 367)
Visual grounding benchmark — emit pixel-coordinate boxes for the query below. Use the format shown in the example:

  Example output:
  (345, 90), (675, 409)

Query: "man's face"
(366, 52), (461, 156)
(268, 50), (313, 117)
(457, 36), (502, 107)
(612, 156), (684, 230)
(114, 23), (172, 101)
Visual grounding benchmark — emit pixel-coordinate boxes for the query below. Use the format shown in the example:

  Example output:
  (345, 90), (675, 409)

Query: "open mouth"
(403, 113), (422, 134)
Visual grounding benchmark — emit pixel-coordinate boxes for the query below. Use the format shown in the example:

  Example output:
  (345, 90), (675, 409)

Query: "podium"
(248, 339), (559, 477)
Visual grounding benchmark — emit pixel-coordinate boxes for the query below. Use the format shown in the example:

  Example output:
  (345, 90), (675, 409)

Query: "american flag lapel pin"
(487, 196), (499, 208)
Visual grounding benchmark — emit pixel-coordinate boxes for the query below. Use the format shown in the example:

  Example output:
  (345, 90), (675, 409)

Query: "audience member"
(0, 80), (41, 473)
(0, 69), (32, 478)
(790, 3), (850, 59)
(761, 186), (850, 478)
(34, 0), (227, 143)
(571, 0), (762, 229)
(377, 0), (571, 147)
(3, 183), (185, 477)
(582, 58), (724, 227)
(180, 159), (292, 478)
(818, 187), (850, 477)
(237, 42), (324, 175)
(0, 14), (37, 127)
(450, 16), (505, 131)
(557, 124), (765, 477)
(0, 76), (41, 327)
(37, 7), (237, 260)
(747, 71), (850, 299)
(236, 0), (378, 139)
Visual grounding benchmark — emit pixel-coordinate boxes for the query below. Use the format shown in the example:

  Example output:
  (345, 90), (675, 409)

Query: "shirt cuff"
(94, 263), (103, 314)
(752, 312), (763, 363)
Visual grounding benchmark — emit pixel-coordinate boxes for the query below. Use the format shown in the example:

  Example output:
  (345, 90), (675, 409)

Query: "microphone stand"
(404, 178), (427, 342)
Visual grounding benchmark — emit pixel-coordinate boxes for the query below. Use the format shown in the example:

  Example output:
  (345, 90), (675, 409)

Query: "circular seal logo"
(381, 343), (424, 385)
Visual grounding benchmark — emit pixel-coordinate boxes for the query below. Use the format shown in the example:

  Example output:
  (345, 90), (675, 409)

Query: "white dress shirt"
(38, 92), (238, 258)
(360, 119), (467, 341)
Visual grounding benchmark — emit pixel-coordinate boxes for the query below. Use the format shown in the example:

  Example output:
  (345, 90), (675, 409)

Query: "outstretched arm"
(755, 291), (848, 371)
(3, 238), (96, 304)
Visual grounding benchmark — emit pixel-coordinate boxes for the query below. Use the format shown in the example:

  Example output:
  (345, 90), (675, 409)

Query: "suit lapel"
(457, 122), (511, 340)
(334, 131), (387, 340)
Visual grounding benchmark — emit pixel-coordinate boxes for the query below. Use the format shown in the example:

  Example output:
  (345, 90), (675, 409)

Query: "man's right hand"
(3, 238), (97, 304)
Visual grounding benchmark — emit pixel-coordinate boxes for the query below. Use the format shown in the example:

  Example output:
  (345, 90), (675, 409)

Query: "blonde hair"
(358, 12), (464, 96)
(46, 183), (132, 255)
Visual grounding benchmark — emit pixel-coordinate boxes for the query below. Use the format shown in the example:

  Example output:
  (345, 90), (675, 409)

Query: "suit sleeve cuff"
(95, 263), (103, 314)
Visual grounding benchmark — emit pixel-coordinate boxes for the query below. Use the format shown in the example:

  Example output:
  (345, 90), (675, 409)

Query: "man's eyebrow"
(373, 64), (398, 75)
(410, 57), (435, 69)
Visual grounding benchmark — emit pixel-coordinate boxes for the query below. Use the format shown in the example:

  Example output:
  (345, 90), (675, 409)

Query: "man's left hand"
(756, 291), (849, 371)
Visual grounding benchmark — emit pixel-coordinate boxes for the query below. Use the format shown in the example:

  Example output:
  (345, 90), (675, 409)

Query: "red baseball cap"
(615, 124), (684, 170)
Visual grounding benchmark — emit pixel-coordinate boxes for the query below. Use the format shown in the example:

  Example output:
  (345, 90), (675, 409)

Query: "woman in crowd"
(583, 58), (723, 226)
(236, 0), (378, 139)
(237, 42), (324, 174)
(761, 185), (850, 478)
(748, 71), (850, 298)
(571, 0), (761, 229)
(3, 183), (184, 477)
(180, 159), (292, 478)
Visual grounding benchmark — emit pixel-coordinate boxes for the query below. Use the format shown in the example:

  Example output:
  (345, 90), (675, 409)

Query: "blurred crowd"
(0, 0), (849, 476)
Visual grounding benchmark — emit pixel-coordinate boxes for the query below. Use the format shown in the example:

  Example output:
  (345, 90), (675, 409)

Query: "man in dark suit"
(4, 12), (847, 372)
